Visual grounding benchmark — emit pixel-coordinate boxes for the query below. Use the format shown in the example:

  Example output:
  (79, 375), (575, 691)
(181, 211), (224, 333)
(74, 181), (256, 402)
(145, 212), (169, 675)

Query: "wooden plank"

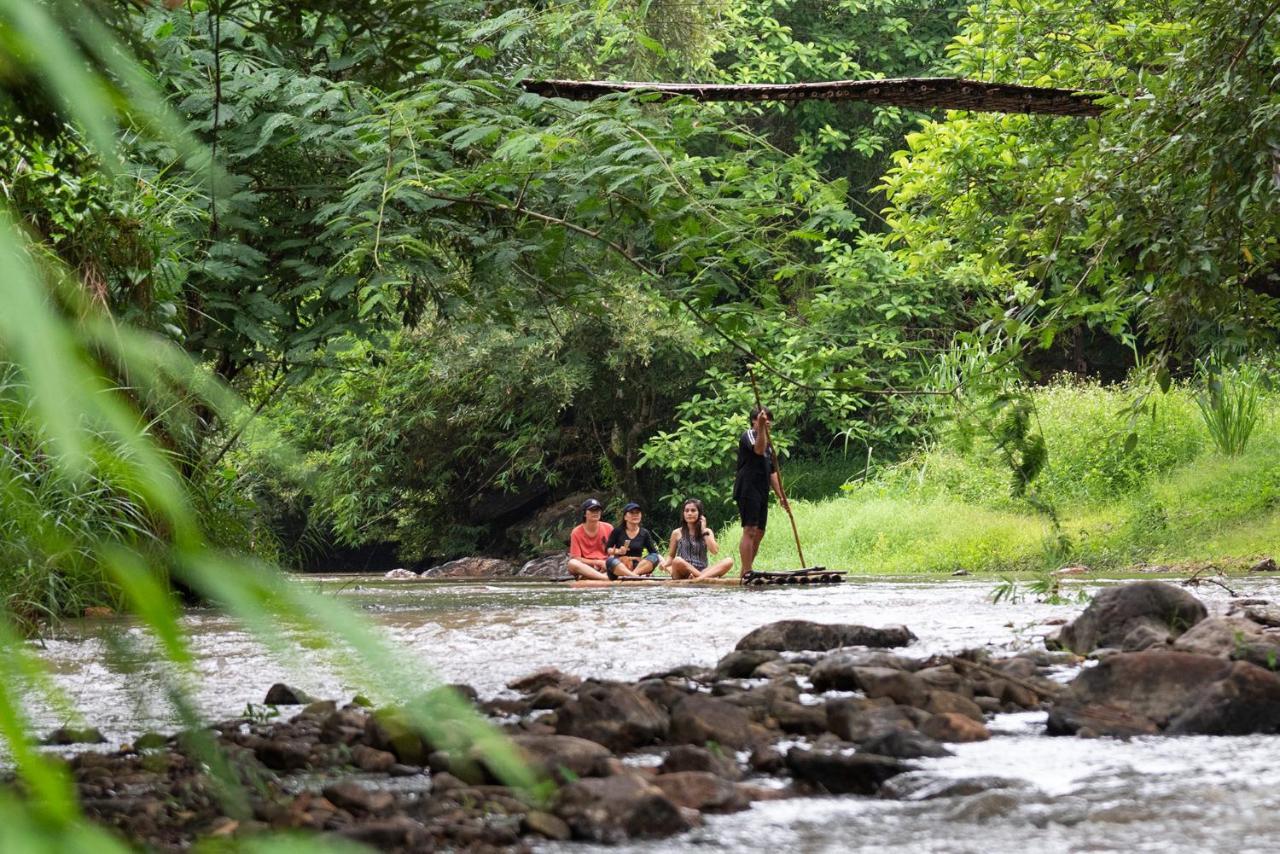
(519, 76), (1104, 117)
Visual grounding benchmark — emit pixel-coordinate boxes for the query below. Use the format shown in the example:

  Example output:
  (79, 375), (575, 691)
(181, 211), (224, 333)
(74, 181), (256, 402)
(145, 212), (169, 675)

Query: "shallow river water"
(30, 575), (1280, 852)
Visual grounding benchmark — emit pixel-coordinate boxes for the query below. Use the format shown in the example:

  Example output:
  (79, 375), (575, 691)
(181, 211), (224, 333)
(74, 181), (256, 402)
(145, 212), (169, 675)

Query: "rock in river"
(555, 681), (669, 752)
(1047, 651), (1280, 736)
(736, 620), (916, 652)
(553, 773), (691, 843)
(1056, 581), (1206, 654)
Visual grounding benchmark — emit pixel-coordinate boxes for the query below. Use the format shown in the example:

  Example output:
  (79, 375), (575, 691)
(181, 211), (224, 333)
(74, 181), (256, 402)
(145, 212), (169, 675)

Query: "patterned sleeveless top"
(675, 528), (709, 569)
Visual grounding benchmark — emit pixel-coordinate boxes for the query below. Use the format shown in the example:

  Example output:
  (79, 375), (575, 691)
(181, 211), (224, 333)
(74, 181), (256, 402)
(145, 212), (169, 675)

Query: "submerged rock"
(736, 620), (917, 652)
(42, 726), (107, 745)
(1057, 581), (1206, 654)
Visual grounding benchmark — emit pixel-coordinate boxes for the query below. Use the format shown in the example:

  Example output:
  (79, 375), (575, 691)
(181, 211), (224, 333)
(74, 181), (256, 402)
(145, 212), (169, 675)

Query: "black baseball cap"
(581, 498), (604, 513)
(622, 501), (642, 513)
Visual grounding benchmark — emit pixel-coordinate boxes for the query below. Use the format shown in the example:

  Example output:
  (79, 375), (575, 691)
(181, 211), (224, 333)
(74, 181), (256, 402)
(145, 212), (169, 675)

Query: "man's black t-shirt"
(733, 429), (774, 501)
(606, 526), (658, 557)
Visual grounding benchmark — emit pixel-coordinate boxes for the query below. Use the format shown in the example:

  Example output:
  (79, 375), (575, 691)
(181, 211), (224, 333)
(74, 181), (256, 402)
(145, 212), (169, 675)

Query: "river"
(30, 575), (1280, 852)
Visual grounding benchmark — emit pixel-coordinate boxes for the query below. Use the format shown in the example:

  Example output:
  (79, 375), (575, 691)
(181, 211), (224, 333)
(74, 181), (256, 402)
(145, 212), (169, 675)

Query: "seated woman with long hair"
(665, 497), (734, 580)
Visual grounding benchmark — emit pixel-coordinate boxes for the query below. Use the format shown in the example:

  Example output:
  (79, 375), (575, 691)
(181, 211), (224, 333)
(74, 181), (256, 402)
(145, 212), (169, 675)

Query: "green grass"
(718, 377), (1280, 576)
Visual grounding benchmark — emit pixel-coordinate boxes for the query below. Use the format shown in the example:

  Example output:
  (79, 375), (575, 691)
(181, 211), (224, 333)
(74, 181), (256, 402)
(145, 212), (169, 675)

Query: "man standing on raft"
(734, 406), (788, 574)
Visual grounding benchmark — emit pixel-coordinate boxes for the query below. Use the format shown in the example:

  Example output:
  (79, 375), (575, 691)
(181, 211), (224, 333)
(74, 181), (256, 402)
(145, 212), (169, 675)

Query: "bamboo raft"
(565, 567), (845, 589)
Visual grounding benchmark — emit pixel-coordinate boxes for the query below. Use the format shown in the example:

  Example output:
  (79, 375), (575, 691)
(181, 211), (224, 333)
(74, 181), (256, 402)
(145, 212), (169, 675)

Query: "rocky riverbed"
(21, 579), (1280, 851)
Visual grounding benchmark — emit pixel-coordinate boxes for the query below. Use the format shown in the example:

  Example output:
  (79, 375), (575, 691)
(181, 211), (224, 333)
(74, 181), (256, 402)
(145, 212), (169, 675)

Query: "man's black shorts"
(737, 491), (768, 531)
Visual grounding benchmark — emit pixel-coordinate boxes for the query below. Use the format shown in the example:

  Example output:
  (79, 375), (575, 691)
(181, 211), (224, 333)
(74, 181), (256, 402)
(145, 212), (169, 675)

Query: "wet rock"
(770, 700), (829, 735)
(659, 745), (741, 780)
(651, 772), (748, 813)
(1249, 557), (1278, 573)
(255, 739), (311, 771)
(636, 678), (693, 711)
(1171, 616), (1268, 657)
(809, 650), (918, 691)
(826, 697), (920, 743)
(555, 682), (668, 752)
(43, 727), (107, 745)
(923, 690), (986, 722)
(859, 730), (953, 759)
(530, 686), (572, 710)
(508, 666), (581, 693)
(383, 568), (419, 579)
(852, 667), (929, 707)
(753, 660), (794, 680)
(510, 734), (613, 782)
(915, 665), (972, 697)
(668, 695), (756, 749)
(881, 772), (1030, 800)
(336, 816), (430, 848)
(1047, 651), (1280, 736)
(1057, 581), (1206, 654)
(737, 620), (916, 652)
(920, 713), (990, 742)
(553, 773), (691, 843)
(715, 649), (781, 679)
(519, 554), (570, 577)
(785, 748), (911, 794)
(351, 744), (396, 773)
(420, 556), (519, 578)
(263, 684), (314, 706)
(523, 810), (572, 840)
(1241, 605), (1280, 628)
(1121, 622), (1171, 651)
(749, 744), (785, 774)
(323, 781), (394, 814)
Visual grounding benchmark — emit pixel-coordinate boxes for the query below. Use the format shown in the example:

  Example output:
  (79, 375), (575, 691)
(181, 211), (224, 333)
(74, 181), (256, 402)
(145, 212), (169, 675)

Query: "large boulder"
(420, 557), (518, 578)
(553, 773), (691, 843)
(518, 555), (569, 577)
(1046, 651), (1280, 736)
(555, 682), (669, 752)
(1057, 581), (1206, 654)
(736, 621), (916, 652)
(669, 695), (756, 749)
(785, 748), (911, 794)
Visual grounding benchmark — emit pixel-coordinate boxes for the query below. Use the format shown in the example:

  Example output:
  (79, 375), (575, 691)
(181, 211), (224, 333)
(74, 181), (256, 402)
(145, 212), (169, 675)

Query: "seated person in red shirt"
(604, 502), (662, 578)
(567, 498), (612, 580)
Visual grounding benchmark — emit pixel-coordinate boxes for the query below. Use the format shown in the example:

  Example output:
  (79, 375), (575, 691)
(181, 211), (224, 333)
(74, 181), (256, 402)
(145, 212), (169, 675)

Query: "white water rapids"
(28, 575), (1280, 852)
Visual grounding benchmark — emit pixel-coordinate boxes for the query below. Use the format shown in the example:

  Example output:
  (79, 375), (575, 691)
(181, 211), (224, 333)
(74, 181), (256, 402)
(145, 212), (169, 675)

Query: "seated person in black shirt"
(605, 502), (663, 578)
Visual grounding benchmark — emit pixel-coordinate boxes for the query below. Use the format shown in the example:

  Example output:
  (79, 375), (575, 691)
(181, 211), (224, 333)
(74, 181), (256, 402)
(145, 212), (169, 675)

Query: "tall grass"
(720, 376), (1280, 574)
(1195, 366), (1262, 456)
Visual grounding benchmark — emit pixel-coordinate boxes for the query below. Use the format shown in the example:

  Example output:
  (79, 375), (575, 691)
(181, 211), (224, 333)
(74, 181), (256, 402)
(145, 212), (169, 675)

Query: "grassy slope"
(716, 379), (1280, 576)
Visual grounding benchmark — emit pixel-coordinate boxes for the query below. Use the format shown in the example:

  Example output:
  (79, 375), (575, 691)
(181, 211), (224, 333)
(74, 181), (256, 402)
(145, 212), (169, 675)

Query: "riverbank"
(22, 579), (1280, 851)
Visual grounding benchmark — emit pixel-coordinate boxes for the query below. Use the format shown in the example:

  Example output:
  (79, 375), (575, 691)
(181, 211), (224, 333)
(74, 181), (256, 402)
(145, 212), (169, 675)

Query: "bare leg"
(698, 557), (735, 579)
(668, 557), (697, 579)
(739, 526), (764, 574)
(567, 558), (608, 581)
(633, 559), (657, 577)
